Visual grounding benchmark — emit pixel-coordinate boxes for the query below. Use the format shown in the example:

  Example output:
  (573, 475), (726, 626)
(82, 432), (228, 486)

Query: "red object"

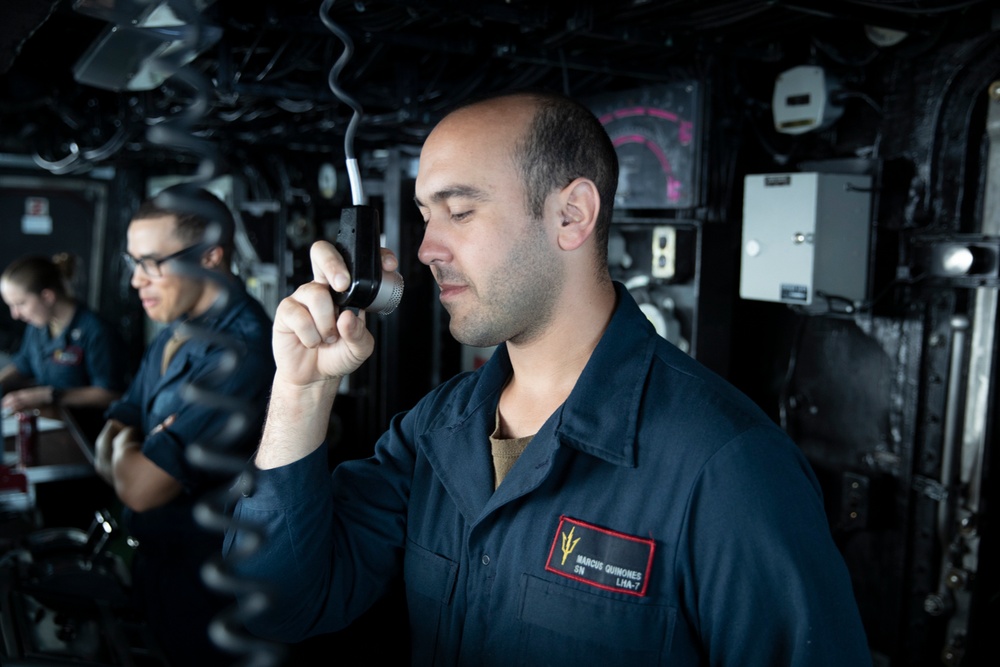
(0, 464), (27, 492)
(16, 410), (38, 468)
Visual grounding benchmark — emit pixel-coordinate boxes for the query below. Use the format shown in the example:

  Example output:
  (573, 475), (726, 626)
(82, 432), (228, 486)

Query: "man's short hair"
(134, 183), (236, 263)
(513, 91), (619, 251)
(445, 90), (619, 261)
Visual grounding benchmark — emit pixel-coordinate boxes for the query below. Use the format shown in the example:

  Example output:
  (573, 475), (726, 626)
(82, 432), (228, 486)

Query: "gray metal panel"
(740, 172), (872, 308)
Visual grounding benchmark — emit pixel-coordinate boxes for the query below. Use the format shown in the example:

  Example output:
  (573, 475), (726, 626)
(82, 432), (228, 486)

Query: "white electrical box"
(772, 65), (843, 135)
(740, 172), (872, 307)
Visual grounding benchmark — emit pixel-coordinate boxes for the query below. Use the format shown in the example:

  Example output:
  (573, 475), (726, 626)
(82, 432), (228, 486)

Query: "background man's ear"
(202, 246), (225, 269)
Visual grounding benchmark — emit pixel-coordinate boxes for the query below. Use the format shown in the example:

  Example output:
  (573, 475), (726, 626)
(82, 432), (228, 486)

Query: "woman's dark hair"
(1, 253), (76, 298)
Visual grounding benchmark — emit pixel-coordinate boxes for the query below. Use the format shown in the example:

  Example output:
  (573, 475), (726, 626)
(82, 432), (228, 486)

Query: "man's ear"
(202, 245), (225, 269)
(556, 178), (601, 252)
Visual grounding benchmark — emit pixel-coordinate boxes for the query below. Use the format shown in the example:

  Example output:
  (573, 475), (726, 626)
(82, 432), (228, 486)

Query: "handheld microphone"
(331, 205), (404, 314)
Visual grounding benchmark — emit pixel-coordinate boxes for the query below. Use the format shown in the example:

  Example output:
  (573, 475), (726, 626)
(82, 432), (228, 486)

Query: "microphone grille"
(372, 271), (404, 315)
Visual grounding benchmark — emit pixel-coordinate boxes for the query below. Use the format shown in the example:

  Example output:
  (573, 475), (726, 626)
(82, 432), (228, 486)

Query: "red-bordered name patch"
(545, 515), (655, 597)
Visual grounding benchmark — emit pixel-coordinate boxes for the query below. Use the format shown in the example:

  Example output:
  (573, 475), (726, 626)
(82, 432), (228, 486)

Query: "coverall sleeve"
(139, 341), (273, 489)
(10, 329), (36, 378)
(224, 409), (416, 642)
(679, 426), (872, 667)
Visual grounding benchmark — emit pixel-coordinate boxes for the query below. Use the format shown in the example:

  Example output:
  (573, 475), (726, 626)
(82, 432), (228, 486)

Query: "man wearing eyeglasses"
(95, 183), (275, 667)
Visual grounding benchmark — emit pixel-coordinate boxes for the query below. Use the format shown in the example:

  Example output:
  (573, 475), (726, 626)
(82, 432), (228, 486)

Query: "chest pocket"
(39, 345), (87, 387)
(516, 573), (676, 666)
(404, 539), (458, 665)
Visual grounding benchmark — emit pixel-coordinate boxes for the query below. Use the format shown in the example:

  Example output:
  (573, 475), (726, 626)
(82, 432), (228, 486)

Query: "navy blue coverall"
(107, 281), (274, 666)
(9, 302), (126, 394)
(227, 283), (871, 666)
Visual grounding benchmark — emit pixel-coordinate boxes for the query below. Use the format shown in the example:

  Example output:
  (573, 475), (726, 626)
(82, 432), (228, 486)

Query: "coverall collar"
(421, 282), (656, 523)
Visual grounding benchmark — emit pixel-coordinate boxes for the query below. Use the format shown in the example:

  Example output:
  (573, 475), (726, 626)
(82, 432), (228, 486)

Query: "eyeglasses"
(121, 244), (202, 278)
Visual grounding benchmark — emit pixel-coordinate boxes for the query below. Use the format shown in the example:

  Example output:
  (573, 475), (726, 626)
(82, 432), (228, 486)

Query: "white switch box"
(651, 225), (677, 279)
(740, 172), (872, 307)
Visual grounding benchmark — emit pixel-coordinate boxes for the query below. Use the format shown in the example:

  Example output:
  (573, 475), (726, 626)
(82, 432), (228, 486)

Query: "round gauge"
(591, 83), (701, 210)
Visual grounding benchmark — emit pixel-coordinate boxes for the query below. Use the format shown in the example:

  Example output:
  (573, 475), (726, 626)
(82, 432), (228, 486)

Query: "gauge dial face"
(589, 83), (701, 210)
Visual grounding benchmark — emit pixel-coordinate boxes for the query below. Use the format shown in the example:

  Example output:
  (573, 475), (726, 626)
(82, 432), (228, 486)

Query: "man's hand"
(272, 240), (398, 387)
(113, 423), (184, 512)
(111, 425), (143, 464)
(254, 241), (399, 470)
(95, 419), (126, 484)
(148, 414), (176, 436)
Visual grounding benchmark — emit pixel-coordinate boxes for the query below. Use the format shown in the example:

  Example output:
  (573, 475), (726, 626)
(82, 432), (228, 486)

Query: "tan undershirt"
(161, 329), (190, 374)
(489, 406), (533, 490)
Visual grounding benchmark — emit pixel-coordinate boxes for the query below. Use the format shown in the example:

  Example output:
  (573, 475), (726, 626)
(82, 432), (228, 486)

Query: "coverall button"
(481, 554), (490, 565)
(237, 472), (253, 497)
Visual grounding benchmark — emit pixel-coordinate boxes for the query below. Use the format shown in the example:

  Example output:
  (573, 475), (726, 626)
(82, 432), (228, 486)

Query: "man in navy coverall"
(226, 90), (872, 665)
(97, 185), (274, 666)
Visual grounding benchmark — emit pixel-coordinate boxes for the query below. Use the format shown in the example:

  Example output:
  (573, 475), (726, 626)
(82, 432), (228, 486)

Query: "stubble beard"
(448, 219), (562, 348)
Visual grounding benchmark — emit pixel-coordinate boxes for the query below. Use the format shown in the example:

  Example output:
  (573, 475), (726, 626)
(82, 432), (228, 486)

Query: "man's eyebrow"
(414, 185), (491, 208)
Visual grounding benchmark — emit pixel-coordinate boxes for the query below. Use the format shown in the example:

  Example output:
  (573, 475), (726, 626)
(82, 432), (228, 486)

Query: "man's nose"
(417, 219), (450, 267)
(130, 265), (149, 289)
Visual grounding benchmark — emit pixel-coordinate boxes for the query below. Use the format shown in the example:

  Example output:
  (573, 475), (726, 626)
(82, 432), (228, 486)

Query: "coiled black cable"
(37, 2), (370, 663)
(134, 2), (286, 666)
(162, 1), (375, 663)
(320, 0), (367, 206)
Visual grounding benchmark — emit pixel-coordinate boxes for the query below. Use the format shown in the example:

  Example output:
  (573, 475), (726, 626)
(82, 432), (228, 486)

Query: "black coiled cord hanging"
(137, 2), (286, 666)
(89, 3), (369, 664)
(320, 0), (367, 206)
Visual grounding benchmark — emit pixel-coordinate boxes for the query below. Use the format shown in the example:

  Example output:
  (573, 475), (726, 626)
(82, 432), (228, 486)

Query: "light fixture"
(72, 0), (221, 92)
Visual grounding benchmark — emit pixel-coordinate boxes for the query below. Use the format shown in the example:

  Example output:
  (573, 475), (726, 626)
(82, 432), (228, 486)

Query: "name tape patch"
(53, 345), (83, 366)
(545, 516), (655, 597)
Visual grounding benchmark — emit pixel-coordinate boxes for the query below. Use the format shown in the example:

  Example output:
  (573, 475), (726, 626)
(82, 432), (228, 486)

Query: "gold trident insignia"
(560, 526), (581, 565)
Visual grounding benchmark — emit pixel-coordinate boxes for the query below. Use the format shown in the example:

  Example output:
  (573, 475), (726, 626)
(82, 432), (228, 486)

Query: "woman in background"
(0, 253), (127, 413)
